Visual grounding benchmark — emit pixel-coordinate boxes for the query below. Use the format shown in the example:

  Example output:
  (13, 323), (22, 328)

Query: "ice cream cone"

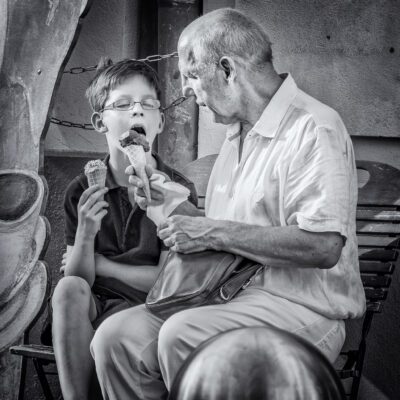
(84, 160), (107, 199)
(124, 145), (151, 202)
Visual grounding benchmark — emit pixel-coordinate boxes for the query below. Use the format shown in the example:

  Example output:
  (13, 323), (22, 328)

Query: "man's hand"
(76, 185), (108, 240)
(125, 164), (171, 210)
(157, 215), (220, 253)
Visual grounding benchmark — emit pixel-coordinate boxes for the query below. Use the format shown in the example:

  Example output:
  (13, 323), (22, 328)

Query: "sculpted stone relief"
(0, 1), (89, 398)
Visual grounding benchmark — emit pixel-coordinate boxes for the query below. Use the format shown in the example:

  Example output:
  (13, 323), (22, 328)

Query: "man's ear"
(158, 112), (166, 133)
(91, 112), (108, 133)
(218, 56), (236, 82)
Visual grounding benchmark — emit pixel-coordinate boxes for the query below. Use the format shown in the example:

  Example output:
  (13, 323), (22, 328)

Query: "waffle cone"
(124, 145), (146, 168)
(124, 145), (151, 202)
(85, 168), (107, 188)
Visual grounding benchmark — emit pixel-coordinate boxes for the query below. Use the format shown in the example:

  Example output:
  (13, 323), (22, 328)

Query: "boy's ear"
(91, 112), (108, 133)
(158, 112), (166, 133)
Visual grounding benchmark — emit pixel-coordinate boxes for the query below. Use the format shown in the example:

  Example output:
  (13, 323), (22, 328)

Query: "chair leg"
(350, 312), (373, 400)
(32, 358), (54, 400)
(17, 356), (27, 400)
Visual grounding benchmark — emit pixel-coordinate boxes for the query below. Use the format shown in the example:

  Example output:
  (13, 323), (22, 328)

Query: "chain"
(63, 52), (178, 74)
(51, 51), (185, 130)
(50, 117), (95, 130)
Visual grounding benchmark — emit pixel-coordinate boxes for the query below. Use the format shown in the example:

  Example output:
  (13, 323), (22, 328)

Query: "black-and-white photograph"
(1, 1), (399, 399)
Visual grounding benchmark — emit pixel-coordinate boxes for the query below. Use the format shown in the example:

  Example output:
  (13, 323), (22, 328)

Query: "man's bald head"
(178, 8), (273, 74)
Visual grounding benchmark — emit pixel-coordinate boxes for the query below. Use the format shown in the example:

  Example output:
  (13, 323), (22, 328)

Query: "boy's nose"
(131, 110), (144, 117)
(130, 103), (144, 117)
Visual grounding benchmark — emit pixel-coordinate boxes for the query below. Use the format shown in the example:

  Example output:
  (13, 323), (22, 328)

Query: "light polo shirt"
(205, 74), (366, 319)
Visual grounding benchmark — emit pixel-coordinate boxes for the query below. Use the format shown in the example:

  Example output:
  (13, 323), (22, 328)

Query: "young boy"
(51, 59), (197, 400)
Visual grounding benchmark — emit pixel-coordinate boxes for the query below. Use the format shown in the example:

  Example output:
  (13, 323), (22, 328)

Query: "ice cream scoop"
(119, 129), (151, 202)
(84, 159), (108, 200)
(119, 129), (150, 151)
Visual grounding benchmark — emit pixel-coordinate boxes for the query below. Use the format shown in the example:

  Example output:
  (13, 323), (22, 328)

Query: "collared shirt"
(205, 74), (366, 319)
(65, 153), (197, 266)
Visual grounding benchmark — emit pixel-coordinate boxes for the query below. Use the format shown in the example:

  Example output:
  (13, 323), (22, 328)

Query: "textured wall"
(237, 0), (399, 139)
(44, 0), (139, 156)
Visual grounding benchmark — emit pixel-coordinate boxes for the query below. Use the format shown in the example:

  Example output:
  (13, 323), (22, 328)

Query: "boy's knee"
(52, 276), (91, 311)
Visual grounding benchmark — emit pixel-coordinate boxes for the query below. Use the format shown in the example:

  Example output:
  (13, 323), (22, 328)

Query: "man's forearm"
(64, 235), (96, 286)
(211, 220), (342, 269)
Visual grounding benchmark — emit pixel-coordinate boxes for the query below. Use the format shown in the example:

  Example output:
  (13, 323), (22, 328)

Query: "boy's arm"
(63, 185), (108, 286)
(94, 250), (169, 292)
(64, 239), (96, 286)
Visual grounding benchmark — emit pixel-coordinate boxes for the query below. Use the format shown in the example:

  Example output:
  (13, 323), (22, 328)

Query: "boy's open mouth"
(132, 125), (146, 136)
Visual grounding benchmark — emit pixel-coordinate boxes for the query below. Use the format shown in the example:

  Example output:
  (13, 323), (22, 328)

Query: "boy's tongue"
(119, 128), (150, 152)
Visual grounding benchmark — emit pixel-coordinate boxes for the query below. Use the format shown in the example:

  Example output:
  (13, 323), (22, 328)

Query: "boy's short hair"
(86, 58), (162, 112)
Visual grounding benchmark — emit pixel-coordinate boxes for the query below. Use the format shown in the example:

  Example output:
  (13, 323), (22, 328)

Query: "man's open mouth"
(131, 125), (146, 136)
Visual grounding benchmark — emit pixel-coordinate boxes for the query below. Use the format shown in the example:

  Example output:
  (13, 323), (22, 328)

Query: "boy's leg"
(52, 276), (100, 400)
(90, 304), (166, 400)
(158, 287), (345, 390)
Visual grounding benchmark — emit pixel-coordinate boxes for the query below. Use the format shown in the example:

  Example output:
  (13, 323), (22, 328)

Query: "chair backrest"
(182, 156), (400, 314)
(355, 161), (400, 312)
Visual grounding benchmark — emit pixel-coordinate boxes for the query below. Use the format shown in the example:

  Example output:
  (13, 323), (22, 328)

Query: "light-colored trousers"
(90, 287), (345, 400)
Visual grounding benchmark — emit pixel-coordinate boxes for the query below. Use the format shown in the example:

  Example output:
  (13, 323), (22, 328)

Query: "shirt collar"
(226, 123), (241, 142)
(102, 154), (119, 190)
(252, 73), (298, 138)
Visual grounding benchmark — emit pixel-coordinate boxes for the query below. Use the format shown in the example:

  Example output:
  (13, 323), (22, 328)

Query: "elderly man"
(91, 8), (366, 400)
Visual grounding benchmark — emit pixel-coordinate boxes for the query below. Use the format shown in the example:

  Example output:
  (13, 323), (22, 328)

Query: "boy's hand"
(76, 185), (109, 240)
(125, 165), (170, 210)
(60, 251), (67, 275)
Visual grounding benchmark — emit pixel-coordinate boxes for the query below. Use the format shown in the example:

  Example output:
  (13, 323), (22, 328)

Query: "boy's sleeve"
(64, 177), (85, 246)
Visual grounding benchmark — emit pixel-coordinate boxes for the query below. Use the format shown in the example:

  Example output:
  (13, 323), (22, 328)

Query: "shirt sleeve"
(283, 124), (355, 239)
(64, 176), (86, 246)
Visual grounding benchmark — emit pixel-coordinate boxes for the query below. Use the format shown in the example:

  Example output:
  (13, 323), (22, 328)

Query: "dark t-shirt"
(64, 153), (197, 298)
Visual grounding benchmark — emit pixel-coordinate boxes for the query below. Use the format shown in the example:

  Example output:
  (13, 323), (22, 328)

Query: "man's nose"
(182, 85), (194, 98)
(181, 75), (194, 98)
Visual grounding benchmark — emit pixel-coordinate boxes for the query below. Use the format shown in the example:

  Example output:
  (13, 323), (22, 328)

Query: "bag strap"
(219, 264), (264, 302)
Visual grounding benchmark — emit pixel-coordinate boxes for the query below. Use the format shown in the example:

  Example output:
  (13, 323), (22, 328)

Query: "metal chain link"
(63, 52), (178, 74)
(50, 117), (95, 130)
(52, 52), (183, 130)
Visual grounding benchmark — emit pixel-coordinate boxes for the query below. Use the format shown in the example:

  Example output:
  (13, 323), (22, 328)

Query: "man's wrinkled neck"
(240, 64), (284, 128)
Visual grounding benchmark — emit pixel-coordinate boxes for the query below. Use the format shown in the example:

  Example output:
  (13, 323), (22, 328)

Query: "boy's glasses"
(99, 94), (195, 113)
(100, 98), (161, 112)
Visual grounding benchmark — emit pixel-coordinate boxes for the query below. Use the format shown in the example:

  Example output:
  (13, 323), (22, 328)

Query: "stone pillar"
(157, 0), (201, 171)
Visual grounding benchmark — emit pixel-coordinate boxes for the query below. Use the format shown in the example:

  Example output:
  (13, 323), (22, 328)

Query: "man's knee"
(90, 318), (114, 362)
(158, 311), (195, 359)
(52, 275), (92, 313)
(91, 315), (141, 368)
